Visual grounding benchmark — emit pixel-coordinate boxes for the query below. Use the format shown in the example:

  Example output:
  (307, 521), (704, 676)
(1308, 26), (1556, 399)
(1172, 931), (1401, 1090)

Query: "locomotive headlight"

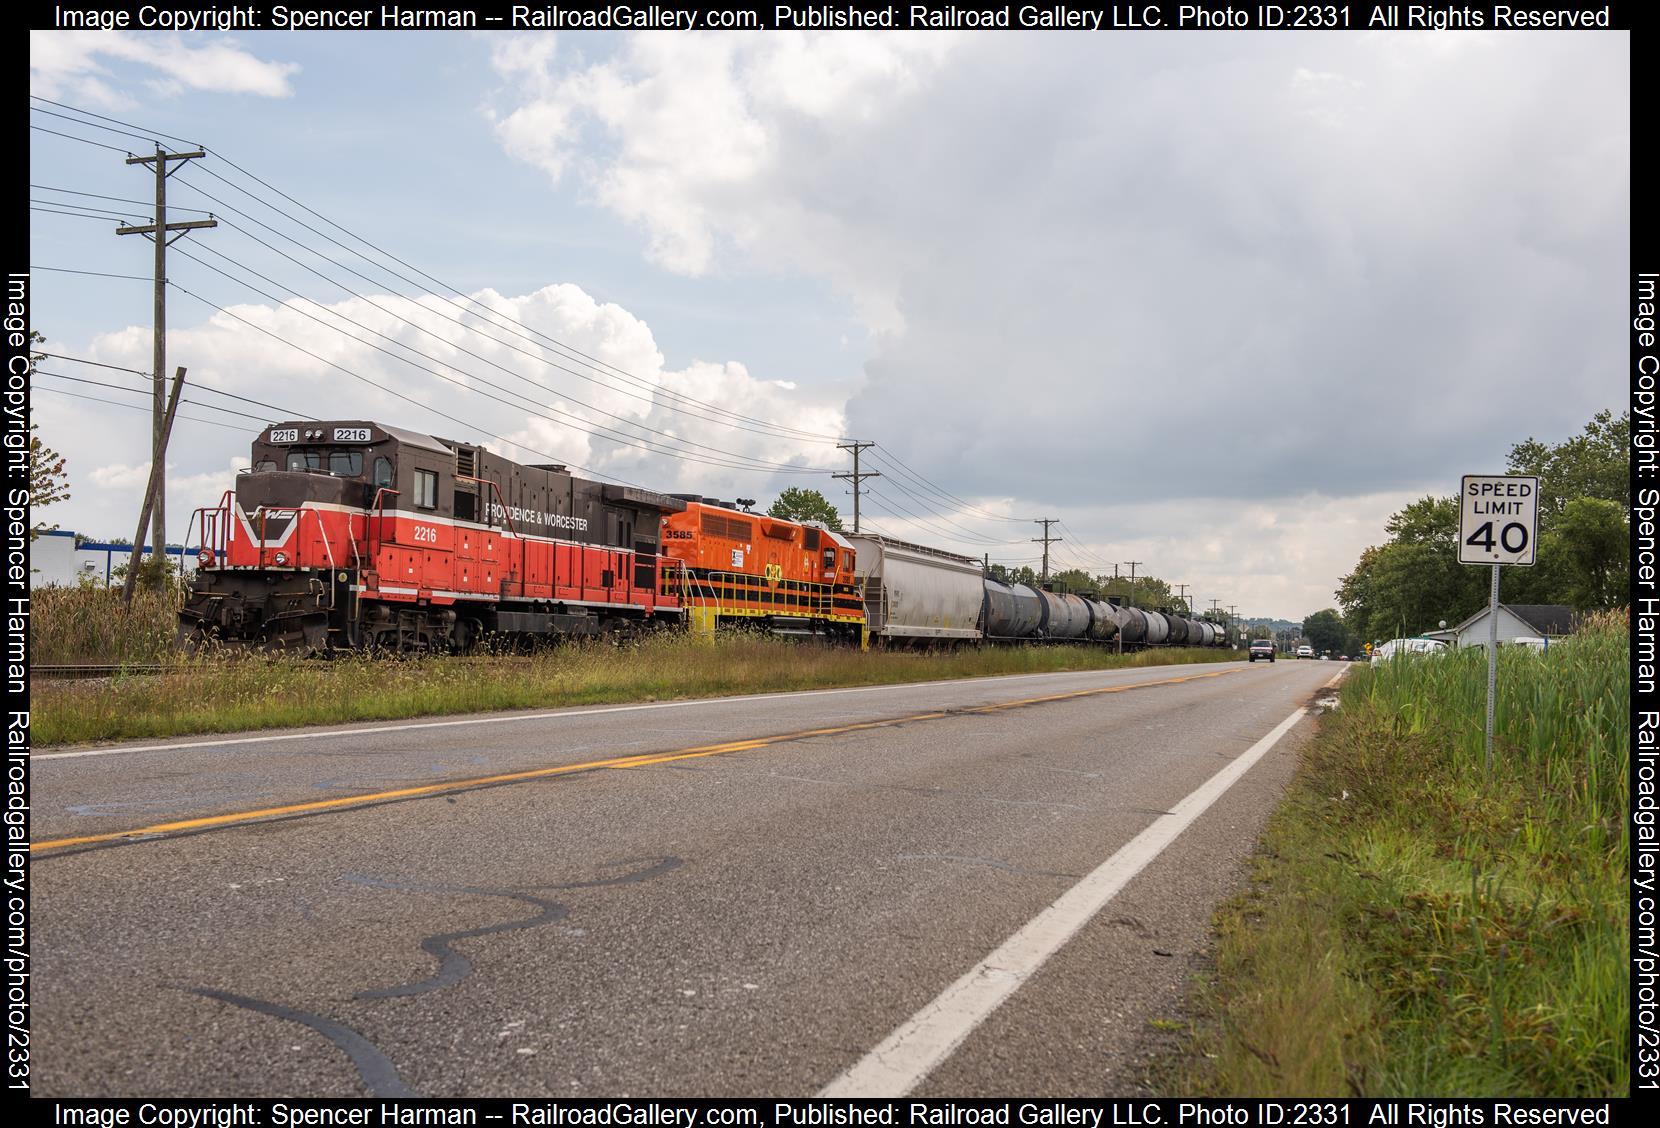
(274, 552), (288, 565)
(198, 547), (214, 566)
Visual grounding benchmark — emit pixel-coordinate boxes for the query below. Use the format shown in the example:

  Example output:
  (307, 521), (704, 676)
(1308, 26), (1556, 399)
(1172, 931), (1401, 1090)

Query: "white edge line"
(818, 703), (1309, 1098)
(33, 662), (1241, 762)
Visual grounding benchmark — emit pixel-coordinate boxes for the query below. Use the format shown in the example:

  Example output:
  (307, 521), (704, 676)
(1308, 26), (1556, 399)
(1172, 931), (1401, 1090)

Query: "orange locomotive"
(660, 499), (867, 646)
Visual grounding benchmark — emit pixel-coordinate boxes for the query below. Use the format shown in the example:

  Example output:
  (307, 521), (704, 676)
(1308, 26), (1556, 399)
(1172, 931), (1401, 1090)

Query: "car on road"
(1370, 637), (1449, 664)
(1297, 645), (1314, 659)
(1249, 639), (1275, 662)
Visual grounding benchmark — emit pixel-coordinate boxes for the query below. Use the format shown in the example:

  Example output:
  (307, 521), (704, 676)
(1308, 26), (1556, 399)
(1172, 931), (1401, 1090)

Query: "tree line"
(1328, 409), (1628, 646)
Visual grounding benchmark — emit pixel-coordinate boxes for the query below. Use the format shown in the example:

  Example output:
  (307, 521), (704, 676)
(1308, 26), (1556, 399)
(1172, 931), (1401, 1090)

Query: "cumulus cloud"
(488, 31), (958, 332)
(35, 280), (846, 550)
(482, 31), (1625, 616)
(30, 31), (299, 106)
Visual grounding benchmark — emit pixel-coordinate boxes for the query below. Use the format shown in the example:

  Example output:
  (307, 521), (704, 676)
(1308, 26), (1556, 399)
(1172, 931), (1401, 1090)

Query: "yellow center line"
(32, 667), (1243, 854)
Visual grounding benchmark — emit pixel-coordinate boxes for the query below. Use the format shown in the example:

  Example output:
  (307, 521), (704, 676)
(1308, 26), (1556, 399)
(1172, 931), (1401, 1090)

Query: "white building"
(1450, 603), (1577, 651)
(28, 529), (197, 588)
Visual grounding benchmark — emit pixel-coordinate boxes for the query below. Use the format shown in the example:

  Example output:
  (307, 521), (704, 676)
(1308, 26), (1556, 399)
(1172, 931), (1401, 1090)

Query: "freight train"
(177, 420), (1232, 653)
(847, 533), (1229, 649)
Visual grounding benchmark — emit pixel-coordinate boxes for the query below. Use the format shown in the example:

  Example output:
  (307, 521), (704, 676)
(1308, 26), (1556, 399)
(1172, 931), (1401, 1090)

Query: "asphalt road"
(31, 658), (1345, 1097)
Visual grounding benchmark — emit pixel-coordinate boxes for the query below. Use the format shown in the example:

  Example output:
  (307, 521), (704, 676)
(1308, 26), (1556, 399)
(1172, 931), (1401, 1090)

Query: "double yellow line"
(33, 667), (1241, 854)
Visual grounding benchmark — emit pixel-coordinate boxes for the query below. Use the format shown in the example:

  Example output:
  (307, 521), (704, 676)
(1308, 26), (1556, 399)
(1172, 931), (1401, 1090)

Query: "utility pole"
(1032, 519), (1060, 584)
(1123, 560), (1143, 606)
(1176, 583), (1191, 614)
(832, 440), (879, 534)
(1229, 604), (1239, 645)
(118, 146), (216, 569)
(123, 368), (186, 607)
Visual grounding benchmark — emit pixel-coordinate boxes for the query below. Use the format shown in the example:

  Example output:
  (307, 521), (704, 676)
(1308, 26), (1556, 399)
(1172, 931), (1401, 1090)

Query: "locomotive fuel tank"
(982, 580), (1042, 639)
(847, 534), (983, 641)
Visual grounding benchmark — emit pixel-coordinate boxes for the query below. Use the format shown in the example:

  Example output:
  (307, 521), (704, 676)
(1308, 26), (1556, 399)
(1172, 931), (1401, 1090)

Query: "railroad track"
(32, 664), (177, 680)
(31, 656), (553, 680)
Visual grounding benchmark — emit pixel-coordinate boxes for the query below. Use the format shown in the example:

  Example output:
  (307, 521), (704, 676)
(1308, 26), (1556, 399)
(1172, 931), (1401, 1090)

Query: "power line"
(38, 355), (315, 418)
(863, 485), (1023, 546)
(32, 184), (214, 214)
(30, 106), (163, 146)
(177, 167), (846, 447)
(36, 93), (842, 444)
(173, 215), (835, 473)
(30, 265), (152, 282)
(31, 205), (141, 223)
(34, 385), (248, 433)
(165, 280), (656, 489)
(196, 156), (851, 444)
(29, 124), (134, 154)
(868, 445), (1029, 523)
(29, 96), (203, 148)
(36, 353), (150, 376)
(35, 371), (276, 424)
(167, 242), (827, 475)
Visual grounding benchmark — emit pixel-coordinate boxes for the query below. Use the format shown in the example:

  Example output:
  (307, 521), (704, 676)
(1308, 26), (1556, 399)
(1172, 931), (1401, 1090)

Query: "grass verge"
(1172, 611), (1628, 1096)
(30, 633), (1240, 746)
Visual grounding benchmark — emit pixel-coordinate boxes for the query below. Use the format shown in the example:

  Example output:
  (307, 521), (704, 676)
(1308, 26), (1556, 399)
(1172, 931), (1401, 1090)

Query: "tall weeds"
(1182, 611), (1628, 1096)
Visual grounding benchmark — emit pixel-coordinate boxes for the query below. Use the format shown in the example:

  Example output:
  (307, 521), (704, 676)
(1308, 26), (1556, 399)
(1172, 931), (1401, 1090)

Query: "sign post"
(1457, 474), (1539, 776)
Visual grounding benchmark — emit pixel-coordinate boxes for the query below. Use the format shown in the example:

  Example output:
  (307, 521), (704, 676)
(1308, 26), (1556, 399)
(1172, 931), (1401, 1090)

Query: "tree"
(1506, 409), (1629, 523)
(29, 423), (71, 540)
(769, 487), (843, 531)
(1301, 609), (1346, 654)
(1541, 497), (1628, 610)
(1048, 567), (1098, 596)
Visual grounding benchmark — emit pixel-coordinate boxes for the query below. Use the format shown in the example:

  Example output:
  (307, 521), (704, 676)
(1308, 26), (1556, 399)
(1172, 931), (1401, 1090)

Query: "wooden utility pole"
(117, 147), (215, 564)
(1032, 519), (1060, 584)
(1123, 560), (1143, 606)
(833, 441), (879, 533)
(123, 368), (186, 607)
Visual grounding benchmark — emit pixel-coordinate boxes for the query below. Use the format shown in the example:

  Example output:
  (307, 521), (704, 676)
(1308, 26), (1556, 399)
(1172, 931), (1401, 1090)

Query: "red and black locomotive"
(180, 421), (688, 651)
(181, 420), (873, 651)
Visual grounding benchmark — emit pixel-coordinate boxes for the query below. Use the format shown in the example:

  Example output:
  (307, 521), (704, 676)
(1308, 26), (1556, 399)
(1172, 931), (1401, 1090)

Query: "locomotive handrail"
(303, 507), (337, 572)
(188, 490), (233, 563)
(455, 475), (516, 536)
(368, 487), (400, 559)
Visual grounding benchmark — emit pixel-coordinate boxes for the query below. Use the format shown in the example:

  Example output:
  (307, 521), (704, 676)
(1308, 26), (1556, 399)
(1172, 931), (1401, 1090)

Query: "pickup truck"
(1248, 640), (1275, 663)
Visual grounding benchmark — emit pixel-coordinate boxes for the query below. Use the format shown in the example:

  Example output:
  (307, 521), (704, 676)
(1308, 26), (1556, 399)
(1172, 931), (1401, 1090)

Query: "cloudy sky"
(27, 28), (1628, 619)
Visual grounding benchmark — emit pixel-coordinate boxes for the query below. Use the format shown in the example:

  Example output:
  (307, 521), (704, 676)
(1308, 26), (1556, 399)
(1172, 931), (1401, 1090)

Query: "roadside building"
(27, 529), (197, 588)
(1450, 603), (1578, 651)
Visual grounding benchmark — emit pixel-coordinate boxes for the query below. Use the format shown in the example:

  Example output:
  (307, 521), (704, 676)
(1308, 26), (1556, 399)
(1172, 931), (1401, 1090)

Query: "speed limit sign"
(1458, 475), (1539, 566)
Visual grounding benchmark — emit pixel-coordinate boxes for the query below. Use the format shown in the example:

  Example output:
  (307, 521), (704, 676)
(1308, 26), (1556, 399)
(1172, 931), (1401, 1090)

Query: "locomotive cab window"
(822, 548), (836, 569)
(414, 468), (438, 509)
(373, 457), (393, 488)
(255, 459), (276, 472)
(329, 451), (363, 477)
(287, 449), (322, 472)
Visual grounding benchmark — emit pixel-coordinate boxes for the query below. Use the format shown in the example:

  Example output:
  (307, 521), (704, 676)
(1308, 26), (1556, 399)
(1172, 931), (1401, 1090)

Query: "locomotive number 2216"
(412, 526), (438, 543)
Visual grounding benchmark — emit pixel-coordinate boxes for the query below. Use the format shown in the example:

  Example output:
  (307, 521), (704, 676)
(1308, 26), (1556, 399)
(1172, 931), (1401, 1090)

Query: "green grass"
(30, 583), (182, 665)
(30, 632), (1240, 746)
(1174, 611), (1628, 1097)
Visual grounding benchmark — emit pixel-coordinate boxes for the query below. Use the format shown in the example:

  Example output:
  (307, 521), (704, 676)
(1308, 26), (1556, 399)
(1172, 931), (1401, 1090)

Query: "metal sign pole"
(1485, 561), (1499, 777)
